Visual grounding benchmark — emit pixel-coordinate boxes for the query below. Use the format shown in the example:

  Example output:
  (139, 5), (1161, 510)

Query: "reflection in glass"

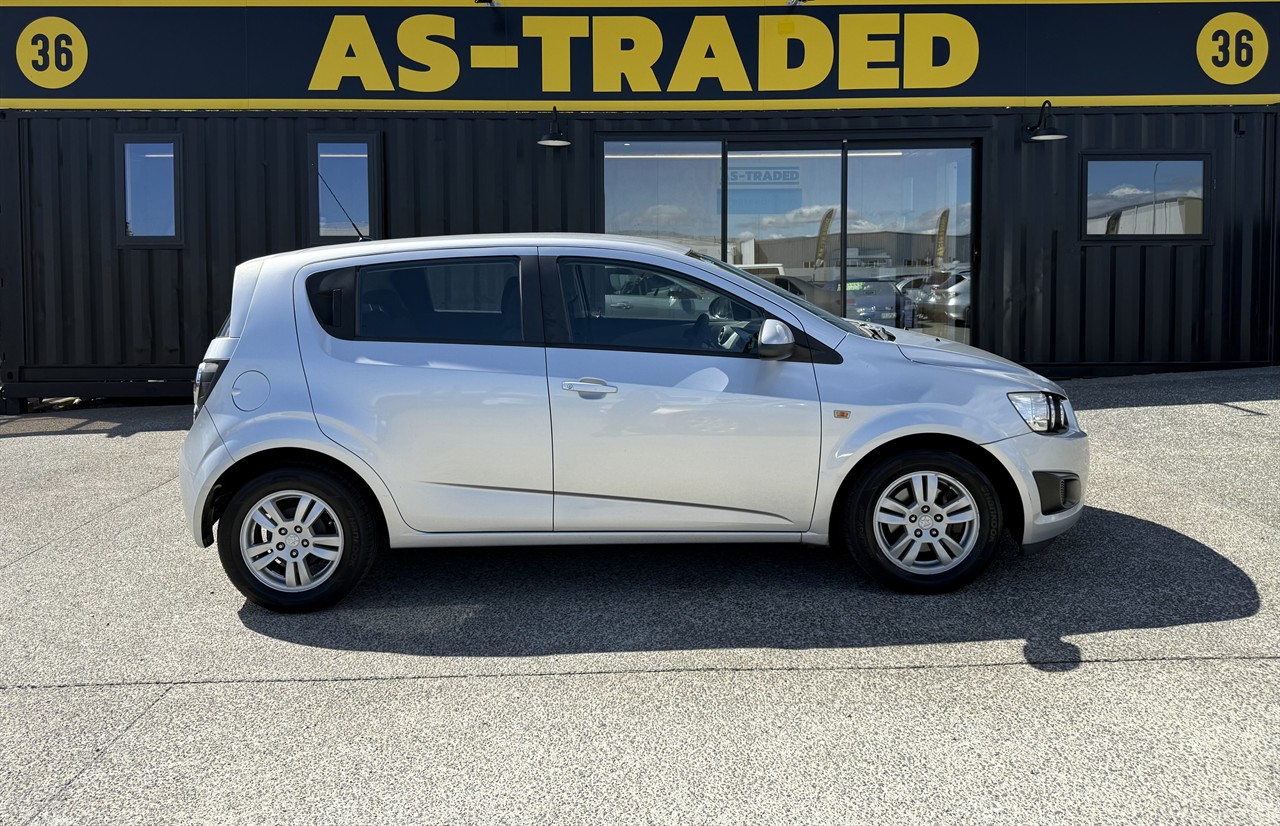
(847, 148), (973, 343)
(604, 142), (975, 344)
(1085, 160), (1204, 236)
(318, 142), (370, 237)
(603, 141), (722, 256)
(123, 142), (176, 237)
(726, 148), (843, 317)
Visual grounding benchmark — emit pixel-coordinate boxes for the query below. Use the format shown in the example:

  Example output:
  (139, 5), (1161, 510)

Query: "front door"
(542, 249), (822, 532)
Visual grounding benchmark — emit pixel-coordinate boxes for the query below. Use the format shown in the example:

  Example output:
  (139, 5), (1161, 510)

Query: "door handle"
(562, 379), (618, 395)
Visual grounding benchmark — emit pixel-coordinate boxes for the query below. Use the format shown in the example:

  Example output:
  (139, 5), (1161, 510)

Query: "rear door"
(541, 248), (823, 532)
(297, 247), (553, 532)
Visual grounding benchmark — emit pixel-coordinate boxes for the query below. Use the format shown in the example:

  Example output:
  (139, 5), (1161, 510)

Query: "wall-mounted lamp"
(1024, 100), (1067, 142)
(537, 107), (571, 148)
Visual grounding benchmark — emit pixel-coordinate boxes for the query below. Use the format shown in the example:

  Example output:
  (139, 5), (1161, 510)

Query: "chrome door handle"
(562, 379), (618, 395)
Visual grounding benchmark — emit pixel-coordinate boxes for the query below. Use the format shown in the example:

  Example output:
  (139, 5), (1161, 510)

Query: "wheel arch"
(200, 447), (390, 549)
(829, 433), (1026, 547)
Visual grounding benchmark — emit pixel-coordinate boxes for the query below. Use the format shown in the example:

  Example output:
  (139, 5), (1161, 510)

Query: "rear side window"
(356, 258), (523, 343)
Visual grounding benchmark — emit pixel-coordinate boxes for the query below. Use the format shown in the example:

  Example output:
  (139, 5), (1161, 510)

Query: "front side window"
(356, 258), (522, 343)
(118, 137), (180, 244)
(557, 258), (762, 354)
(1085, 159), (1206, 237)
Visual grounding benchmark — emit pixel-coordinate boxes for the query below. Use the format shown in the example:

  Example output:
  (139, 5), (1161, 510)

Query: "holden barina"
(181, 234), (1088, 612)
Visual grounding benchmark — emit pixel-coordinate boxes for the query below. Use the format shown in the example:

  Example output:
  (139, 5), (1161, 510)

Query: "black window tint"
(557, 258), (763, 355)
(307, 267), (356, 338)
(356, 258), (522, 343)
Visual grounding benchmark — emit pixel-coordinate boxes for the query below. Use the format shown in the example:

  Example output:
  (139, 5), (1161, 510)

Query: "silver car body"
(181, 234), (1087, 553)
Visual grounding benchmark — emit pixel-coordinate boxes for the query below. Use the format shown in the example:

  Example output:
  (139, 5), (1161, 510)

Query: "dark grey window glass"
(1086, 160), (1205, 236)
(603, 141), (722, 256)
(357, 258), (522, 343)
(558, 259), (761, 354)
(317, 142), (371, 238)
(123, 142), (176, 237)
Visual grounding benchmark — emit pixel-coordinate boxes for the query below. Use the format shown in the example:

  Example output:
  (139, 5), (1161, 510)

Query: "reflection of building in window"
(1087, 197), (1203, 236)
(1085, 159), (1204, 237)
(741, 232), (972, 281)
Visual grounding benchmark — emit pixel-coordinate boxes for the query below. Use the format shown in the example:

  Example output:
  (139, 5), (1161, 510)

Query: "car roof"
(247, 233), (694, 272)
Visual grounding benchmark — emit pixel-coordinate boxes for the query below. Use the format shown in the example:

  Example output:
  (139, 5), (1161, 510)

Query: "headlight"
(1008, 392), (1071, 434)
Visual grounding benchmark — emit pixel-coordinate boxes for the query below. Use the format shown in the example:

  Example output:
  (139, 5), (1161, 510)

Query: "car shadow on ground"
(239, 506), (1259, 672)
(0, 403), (189, 439)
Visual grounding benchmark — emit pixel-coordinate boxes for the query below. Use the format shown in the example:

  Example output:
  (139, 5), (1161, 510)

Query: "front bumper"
(984, 427), (1090, 546)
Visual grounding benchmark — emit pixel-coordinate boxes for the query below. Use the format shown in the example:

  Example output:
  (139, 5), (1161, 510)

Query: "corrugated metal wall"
(4, 108), (1277, 388)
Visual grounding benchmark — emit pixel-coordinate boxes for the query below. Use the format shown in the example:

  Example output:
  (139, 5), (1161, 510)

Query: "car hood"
(892, 329), (1066, 394)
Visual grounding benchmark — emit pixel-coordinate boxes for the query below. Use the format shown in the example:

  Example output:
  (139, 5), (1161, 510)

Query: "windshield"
(687, 250), (890, 340)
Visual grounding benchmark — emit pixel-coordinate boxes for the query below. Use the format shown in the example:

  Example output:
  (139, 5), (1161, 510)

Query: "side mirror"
(757, 318), (795, 360)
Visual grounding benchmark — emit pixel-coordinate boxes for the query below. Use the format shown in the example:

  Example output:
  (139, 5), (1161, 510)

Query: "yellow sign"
(16, 16), (87, 89)
(1197, 12), (1268, 86)
(307, 13), (981, 95)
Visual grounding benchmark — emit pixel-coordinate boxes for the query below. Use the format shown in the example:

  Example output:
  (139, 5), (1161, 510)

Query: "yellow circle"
(16, 17), (87, 90)
(1197, 12), (1268, 85)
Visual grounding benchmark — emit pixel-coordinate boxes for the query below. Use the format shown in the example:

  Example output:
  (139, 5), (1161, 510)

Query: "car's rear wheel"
(842, 450), (1002, 592)
(217, 466), (379, 612)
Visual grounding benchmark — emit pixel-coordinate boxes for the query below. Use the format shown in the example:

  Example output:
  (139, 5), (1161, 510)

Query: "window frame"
(1080, 153), (1211, 244)
(115, 133), (183, 248)
(307, 132), (383, 246)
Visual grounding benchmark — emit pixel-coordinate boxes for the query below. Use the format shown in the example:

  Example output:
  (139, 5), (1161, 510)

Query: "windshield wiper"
(851, 320), (895, 342)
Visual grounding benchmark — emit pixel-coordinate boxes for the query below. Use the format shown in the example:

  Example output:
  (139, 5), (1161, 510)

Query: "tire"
(842, 450), (1002, 593)
(217, 465), (380, 612)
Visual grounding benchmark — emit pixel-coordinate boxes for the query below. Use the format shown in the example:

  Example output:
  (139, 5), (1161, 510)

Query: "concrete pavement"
(1, 369), (1277, 824)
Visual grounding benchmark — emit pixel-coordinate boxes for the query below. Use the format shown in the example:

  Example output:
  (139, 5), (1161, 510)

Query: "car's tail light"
(193, 359), (228, 421)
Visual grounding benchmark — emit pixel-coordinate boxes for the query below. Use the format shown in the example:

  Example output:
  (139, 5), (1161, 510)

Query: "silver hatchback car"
(181, 234), (1088, 612)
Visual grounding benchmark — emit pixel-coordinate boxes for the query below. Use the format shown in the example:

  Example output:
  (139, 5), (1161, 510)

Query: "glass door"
(845, 146), (974, 343)
(725, 146), (844, 315)
(606, 140), (976, 343)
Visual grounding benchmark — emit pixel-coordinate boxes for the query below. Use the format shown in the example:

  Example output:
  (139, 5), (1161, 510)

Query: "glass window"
(121, 140), (177, 240)
(1085, 159), (1205, 236)
(846, 147), (973, 343)
(603, 141), (722, 256)
(726, 148), (843, 317)
(356, 258), (522, 343)
(316, 141), (371, 239)
(558, 258), (762, 354)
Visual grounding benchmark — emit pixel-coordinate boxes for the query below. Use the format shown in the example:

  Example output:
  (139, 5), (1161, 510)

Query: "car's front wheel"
(842, 450), (1003, 593)
(217, 466), (380, 612)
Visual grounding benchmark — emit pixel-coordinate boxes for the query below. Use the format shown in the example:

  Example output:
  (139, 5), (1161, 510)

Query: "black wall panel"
(2, 108), (1277, 395)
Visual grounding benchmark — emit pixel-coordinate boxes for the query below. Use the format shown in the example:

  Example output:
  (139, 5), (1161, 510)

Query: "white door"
(544, 252), (822, 532)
